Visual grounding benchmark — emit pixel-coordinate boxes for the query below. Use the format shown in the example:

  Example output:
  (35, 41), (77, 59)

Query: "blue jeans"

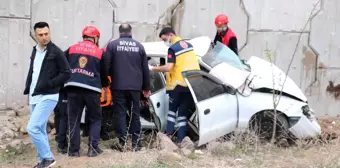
(27, 99), (57, 163)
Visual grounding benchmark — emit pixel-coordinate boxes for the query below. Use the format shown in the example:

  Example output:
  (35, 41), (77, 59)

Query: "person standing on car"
(149, 27), (200, 146)
(105, 23), (151, 152)
(213, 14), (238, 55)
(64, 25), (110, 157)
(24, 21), (71, 168)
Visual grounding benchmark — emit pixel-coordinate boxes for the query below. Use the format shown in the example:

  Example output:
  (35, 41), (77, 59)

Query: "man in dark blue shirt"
(106, 24), (151, 152)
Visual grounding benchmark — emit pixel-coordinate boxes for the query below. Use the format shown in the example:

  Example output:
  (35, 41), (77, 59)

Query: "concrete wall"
(0, 0), (339, 116)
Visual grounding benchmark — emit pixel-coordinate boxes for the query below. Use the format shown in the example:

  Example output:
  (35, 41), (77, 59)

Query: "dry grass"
(1, 117), (340, 168)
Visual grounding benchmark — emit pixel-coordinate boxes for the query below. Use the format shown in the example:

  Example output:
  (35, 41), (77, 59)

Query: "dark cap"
(159, 27), (176, 38)
(119, 24), (132, 33)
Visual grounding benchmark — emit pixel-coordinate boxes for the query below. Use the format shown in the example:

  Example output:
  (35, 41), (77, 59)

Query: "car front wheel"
(249, 110), (291, 144)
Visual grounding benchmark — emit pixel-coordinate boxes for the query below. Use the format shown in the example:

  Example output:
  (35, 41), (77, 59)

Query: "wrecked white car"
(81, 36), (321, 146)
(141, 36), (321, 146)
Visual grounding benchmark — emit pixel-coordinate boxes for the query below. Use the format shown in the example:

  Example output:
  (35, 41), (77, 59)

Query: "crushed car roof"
(141, 36), (212, 57)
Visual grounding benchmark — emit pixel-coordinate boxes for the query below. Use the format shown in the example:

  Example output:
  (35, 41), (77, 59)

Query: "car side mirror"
(223, 85), (236, 95)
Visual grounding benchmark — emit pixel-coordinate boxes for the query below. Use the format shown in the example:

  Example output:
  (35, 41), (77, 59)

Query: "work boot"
(57, 147), (67, 155)
(131, 140), (143, 152)
(100, 131), (110, 141)
(87, 147), (103, 157)
(132, 144), (143, 152)
(68, 151), (80, 157)
(110, 142), (126, 152)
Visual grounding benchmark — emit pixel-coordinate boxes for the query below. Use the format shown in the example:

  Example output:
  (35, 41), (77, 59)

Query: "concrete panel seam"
(307, 0), (323, 55)
(0, 16), (30, 20)
(113, 21), (160, 25)
(169, 0), (184, 31)
(105, 0), (117, 46)
(29, 0), (36, 43)
(248, 29), (310, 33)
(282, 0), (321, 95)
(305, 0), (323, 92)
(239, 0), (250, 52)
(107, 0), (117, 8)
(317, 67), (340, 70)
(155, 0), (183, 30)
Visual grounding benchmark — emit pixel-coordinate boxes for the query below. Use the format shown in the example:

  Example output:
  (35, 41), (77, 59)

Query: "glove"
(148, 64), (155, 71)
(143, 90), (151, 98)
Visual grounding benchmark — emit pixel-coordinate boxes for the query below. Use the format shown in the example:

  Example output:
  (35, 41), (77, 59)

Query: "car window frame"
(184, 73), (229, 103)
(201, 41), (249, 71)
(148, 57), (166, 94)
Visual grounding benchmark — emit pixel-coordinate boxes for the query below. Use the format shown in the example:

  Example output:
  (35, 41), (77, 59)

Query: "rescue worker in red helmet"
(213, 14), (239, 55)
(63, 25), (110, 157)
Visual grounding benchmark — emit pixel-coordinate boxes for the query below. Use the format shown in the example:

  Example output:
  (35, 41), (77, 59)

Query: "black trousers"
(112, 90), (141, 147)
(54, 91), (68, 149)
(67, 87), (102, 153)
(81, 105), (115, 140)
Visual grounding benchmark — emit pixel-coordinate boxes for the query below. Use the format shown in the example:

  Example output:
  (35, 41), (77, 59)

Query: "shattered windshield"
(201, 42), (245, 70)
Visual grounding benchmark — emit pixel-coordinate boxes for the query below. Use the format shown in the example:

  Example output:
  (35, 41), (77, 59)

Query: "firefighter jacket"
(64, 40), (108, 93)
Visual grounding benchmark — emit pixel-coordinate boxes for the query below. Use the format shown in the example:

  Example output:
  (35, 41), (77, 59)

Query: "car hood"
(246, 56), (307, 102)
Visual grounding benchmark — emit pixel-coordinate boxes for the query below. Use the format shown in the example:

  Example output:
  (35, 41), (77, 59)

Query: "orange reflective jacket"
(100, 76), (112, 107)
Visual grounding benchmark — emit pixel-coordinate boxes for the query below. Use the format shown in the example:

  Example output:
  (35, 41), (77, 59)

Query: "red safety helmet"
(82, 26), (100, 38)
(215, 14), (229, 27)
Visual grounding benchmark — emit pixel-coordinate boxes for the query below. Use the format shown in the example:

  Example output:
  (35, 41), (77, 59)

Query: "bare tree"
(266, 0), (322, 143)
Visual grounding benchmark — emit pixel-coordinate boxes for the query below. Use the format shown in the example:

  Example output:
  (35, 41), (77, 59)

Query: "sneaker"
(87, 147), (103, 157)
(38, 159), (56, 168)
(33, 162), (40, 168)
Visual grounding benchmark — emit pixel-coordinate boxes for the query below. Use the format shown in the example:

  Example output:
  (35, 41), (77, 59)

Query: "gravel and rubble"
(1, 105), (340, 165)
(0, 106), (55, 152)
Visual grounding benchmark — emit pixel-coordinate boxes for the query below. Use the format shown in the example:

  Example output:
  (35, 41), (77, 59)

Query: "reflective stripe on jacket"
(166, 37), (200, 90)
(64, 40), (103, 93)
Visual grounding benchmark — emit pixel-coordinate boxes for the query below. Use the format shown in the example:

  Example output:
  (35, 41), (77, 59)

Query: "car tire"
(249, 110), (290, 143)
(152, 112), (162, 131)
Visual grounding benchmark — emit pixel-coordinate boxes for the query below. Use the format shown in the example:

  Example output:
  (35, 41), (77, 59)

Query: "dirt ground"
(1, 117), (340, 168)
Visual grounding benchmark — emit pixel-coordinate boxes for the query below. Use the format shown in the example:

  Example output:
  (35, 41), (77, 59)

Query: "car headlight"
(302, 105), (310, 117)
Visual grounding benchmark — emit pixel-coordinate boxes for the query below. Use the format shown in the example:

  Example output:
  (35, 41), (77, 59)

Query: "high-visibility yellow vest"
(166, 37), (200, 90)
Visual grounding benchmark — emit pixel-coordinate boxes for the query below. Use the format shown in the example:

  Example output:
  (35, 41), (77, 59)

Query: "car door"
(182, 70), (239, 146)
(147, 70), (168, 132)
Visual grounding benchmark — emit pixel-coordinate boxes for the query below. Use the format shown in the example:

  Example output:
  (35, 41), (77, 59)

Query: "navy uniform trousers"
(54, 91), (68, 150)
(67, 87), (102, 154)
(112, 90), (141, 148)
(166, 87), (194, 143)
